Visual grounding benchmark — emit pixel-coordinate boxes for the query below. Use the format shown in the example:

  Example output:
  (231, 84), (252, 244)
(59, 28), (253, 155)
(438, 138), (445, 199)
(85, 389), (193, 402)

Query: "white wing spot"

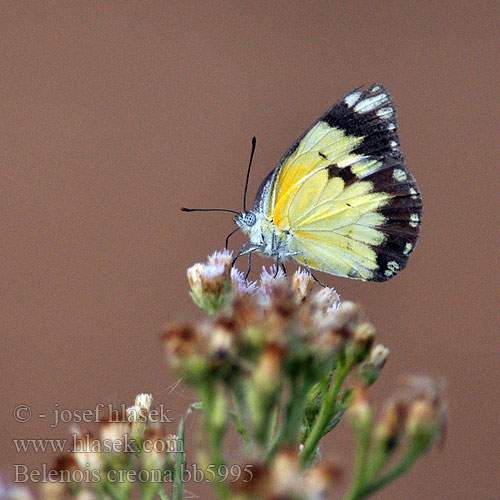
(371, 85), (381, 92)
(409, 213), (420, 227)
(393, 168), (407, 182)
(384, 260), (400, 277)
(344, 91), (362, 108)
(403, 242), (413, 255)
(387, 123), (396, 131)
(390, 140), (398, 148)
(388, 261), (399, 272)
(410, 187), (418, 200)
(354, 94), (388, 113)
(376, 107), (393, 119)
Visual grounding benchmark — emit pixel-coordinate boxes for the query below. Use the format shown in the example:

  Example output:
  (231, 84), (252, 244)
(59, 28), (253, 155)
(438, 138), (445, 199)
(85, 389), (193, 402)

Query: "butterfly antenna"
(243, 136), (257, 212)
(181, 207), (240, 215)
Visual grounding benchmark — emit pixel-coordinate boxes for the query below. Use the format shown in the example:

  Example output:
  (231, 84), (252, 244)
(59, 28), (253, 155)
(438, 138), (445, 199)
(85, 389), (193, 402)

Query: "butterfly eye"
(244, 212), (256, 226)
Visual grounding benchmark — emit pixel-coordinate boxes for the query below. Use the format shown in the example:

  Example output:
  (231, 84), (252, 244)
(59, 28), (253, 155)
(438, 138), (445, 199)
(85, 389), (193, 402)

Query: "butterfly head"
(235, 211), (257, 230)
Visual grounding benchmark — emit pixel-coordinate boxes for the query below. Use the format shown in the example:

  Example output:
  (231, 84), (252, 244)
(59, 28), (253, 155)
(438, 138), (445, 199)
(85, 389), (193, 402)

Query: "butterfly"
(183, 84), (422, 282)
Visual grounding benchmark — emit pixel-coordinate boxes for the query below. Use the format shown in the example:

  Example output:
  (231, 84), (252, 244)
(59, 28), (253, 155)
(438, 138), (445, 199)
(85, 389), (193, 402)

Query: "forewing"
(259, 84), (422, 281)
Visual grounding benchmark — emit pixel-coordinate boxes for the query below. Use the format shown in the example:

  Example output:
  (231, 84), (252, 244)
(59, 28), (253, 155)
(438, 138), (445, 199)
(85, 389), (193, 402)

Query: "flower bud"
(72, 430), (101, 471)
(231, 267), (257, 296)
(310, 287), (340, 314)
(75, 492), (97, 500)
(306, 462), (343, 498)
(346, 385), (372, 433)
(373, 400), (406, 451)
(127, 393), (153, 428)
(162, 324), (210, 382)
(291, 268), (314, 303)
(331, 301), (362, 334)
(271, 449), (301, 494)
(187, 250), (233, 313)
(135, 393), (153, 413)
(348, 322), (376, 364)
(40, 482), (66, 500)
(141, 429), (175, 471)
(406, 399), (437, 452)
(208, 324), (235, 364)
(402, 376), (446, 452)
(253, 343), (285, 396)
(358, 344), (389, 386)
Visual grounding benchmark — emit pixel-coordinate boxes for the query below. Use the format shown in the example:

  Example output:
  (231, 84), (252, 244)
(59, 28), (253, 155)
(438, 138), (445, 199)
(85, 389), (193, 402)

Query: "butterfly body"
(235, 212), (293, 262)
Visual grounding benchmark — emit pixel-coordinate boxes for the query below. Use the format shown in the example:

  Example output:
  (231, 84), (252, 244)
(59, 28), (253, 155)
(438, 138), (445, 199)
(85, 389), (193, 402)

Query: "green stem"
(269, 404), (281, 443)
(157, 487), (170, 500)
(301, 359), (350, 466)
(230, 382), (250, 445)
(346, 420), (372, 499)
(283, 379), (314, 445)
(199, 384), (229, 500)
(266, 377), (312, 460)
(173, 402), (201, 500)
(365, 440), (391, 483)
(344, 448), (421, 500)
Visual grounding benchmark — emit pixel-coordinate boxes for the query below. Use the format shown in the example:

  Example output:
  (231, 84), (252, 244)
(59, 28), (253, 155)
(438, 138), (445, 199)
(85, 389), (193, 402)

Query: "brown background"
(1, 1), (499, 499)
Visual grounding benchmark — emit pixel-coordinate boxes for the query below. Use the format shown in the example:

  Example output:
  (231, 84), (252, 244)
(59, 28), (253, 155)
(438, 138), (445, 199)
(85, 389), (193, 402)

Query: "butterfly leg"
(270, 231), (282, 278)
(245, 252), (253, 280)
(232, 242), (256, 268)
(289, 251), (327, 287)
(281, 263), (287, 276)
(273, 256), (281, 278)
(309, 271), (327, 287)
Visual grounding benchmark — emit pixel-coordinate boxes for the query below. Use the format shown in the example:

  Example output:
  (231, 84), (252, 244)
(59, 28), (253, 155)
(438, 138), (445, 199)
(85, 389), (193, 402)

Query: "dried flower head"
(72, 429), (101, 471)
(231, 267), (257, 296)
(234, 448), (341, 500)
(99, 409), (130, 454)
(127, 393), (153, 424)
(291, 268), (314, 303)
(373, 399), (407, 451)
(255, 265), (288, 308)
(187, 249), (233, 313)
(161, 323), (201, 366)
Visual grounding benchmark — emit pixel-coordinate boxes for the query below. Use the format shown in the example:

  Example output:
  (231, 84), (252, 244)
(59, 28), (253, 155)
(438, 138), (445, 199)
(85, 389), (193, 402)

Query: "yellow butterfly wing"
(255, 84), (422, 281)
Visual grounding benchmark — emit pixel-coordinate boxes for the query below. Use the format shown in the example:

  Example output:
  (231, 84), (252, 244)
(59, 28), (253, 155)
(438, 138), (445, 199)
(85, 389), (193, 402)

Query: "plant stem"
(345, 417), (372, 499)
(173, 402), (201, 500)
(344, 448), (421, 500)
(301, 359), (350, 466)
(230, 379), (252, 448)
(266, 376), (312, 460)
(364, 440), (391, 483)
(283, 379), (314, 445)
(157, 487), (170, 500)
(199, 384), (229, 500)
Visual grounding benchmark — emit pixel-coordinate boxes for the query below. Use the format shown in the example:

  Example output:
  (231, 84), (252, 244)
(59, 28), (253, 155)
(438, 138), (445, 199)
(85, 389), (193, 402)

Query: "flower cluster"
(160, 250), (445, 500)
(233, 449), (342, 500)
(32, 394), (182, 500)
(11, 250), (445, 500)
